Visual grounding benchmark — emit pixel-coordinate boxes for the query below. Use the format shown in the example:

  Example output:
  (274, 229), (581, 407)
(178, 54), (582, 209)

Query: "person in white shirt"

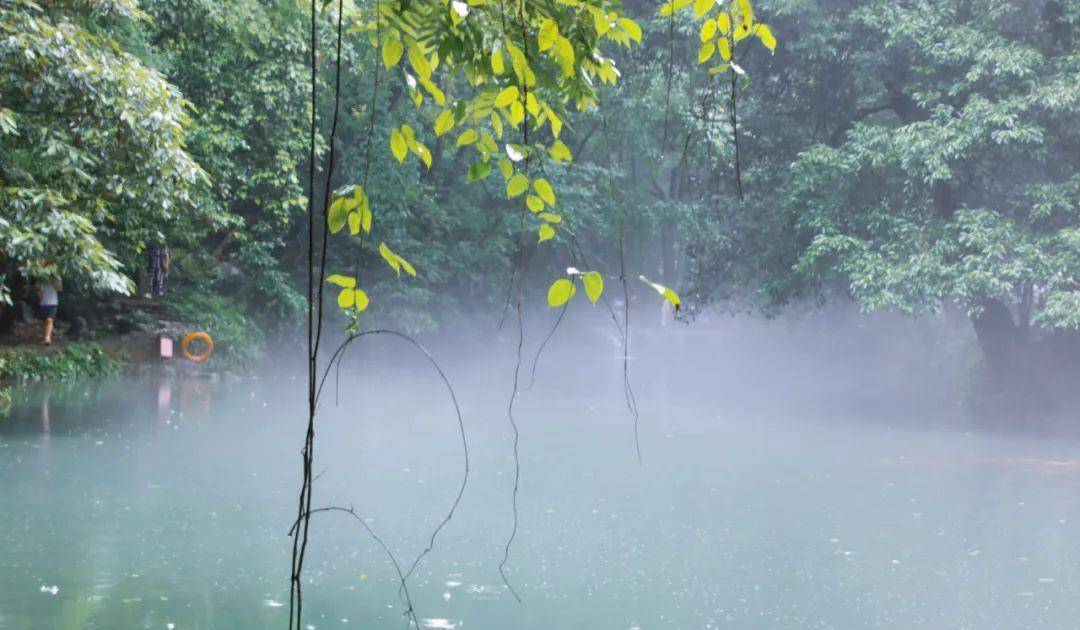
(37, 281), (60, 346)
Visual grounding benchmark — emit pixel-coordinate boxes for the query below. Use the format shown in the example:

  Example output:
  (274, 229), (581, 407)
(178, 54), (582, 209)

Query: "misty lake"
(2, 330), (1080, 629)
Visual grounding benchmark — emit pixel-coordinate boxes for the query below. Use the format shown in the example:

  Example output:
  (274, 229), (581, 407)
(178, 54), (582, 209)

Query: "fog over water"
(3, 306), (1080, 629)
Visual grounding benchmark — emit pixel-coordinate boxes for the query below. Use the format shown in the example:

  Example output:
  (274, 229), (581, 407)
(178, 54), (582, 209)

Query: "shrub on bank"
(0, 343), (126, 383)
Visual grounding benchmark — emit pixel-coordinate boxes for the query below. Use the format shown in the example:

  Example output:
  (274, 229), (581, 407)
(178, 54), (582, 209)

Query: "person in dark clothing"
(148, 243), (170, 297)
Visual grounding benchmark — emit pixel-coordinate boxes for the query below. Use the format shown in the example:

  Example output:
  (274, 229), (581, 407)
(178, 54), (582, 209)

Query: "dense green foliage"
(0, 0), (218, 301)
(2, 0), (1077, 375)
(683, 0), (1079, 371)
(0, 342), (126, 382)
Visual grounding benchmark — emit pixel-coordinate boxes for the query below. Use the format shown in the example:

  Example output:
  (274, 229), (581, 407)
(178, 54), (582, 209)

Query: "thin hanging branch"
(728, 63), (744, 201)
(618, 214), (641, 464)
(498, 0), (531, 603)
(288, 505), (421, 629)
(315, 328), (470, 621)
(290, 1), (345, 627)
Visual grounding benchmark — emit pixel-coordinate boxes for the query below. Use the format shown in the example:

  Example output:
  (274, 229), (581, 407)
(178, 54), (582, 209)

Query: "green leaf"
(547, 278), (575, 307)
(326, 274), (356, 288)
(506, 173), (529, 198)
(495, 85), (520, 108)
(456, 129), (478, 147)
(538, 223), (555, 243)
(582, 271), (603, 304)
(348, 210), (361, 235)
(532, 178), (555, 205)
(467, 162), (492, 182)
(390, 129), (408, 163)
(434, 109), (455, 136)
(382, 39), (404, 68)
(491, 47), (505, 74)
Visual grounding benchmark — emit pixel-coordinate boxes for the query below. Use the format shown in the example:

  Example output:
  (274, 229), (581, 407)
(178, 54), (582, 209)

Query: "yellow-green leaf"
(582, 271), (603, 304)
(360, 206), (372, 233)
(538, 212), (561, 223)
(407, 42), (431, 79)
(737, 0), (754, 29)
(698, 41), (715, 64)
(494, 85), (519, 108)
(337, 288), (354, 309)
(498, 158), (513, 180)
(639, 276), (682, 310)
(617, 17), (642, 43)
(592, 8), (611, 35)
(532, 178), (555, 205)
(390, 129), (407, 162)
(434, 109), (455, 136)
(491, 47), (505, 74)
(718, 36), (731, 61)
(700, 19), (717, 43)
(549, 140), (573, 163)
(382, 39), (404, 68)
(538, 18), (558, 52)
(693, 0), (714, 18)
(412, 141), (432, 168)
(456, 129), (478, 147)
(419, 76), (445, 106)
(379, 242), (401, 274)
(353, 289), (369, 311)
(347, 210), (360, 235)
(538, 223), (555, 243)
(508, 100), (525, 126)
(756, 23), (776, 52)
(526, 195), (545, 213)
(716, 12), (730, 33)
(547, 278), (575, 307)
(506, 173), (529, 197)
(326, 274), (356, 288)
(328, 197), (348, 233)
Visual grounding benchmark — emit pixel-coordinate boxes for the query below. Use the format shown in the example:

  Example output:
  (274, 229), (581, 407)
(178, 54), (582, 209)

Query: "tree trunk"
(971, 298), (1022, 380)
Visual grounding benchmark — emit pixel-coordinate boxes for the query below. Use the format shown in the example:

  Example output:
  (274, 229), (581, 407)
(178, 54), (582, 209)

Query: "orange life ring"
(181, 331), (214, 363)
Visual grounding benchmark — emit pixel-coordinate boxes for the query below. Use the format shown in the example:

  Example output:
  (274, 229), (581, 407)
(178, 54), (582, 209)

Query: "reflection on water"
(2, 372), (1080, 629)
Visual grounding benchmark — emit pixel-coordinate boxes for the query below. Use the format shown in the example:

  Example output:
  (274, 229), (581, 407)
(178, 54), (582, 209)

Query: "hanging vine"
(290, 0), (777, 622)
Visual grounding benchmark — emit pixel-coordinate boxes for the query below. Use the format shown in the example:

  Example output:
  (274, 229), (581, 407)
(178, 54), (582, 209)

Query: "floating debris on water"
(39, 585), (59, 596)
(263, 599), (285, 608)
(422, 619), (457, 629)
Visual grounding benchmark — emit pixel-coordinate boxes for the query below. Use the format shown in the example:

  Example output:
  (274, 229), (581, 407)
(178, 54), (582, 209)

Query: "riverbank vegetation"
(0, 343), (126, 383)
(1, 1), (1077, 390)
